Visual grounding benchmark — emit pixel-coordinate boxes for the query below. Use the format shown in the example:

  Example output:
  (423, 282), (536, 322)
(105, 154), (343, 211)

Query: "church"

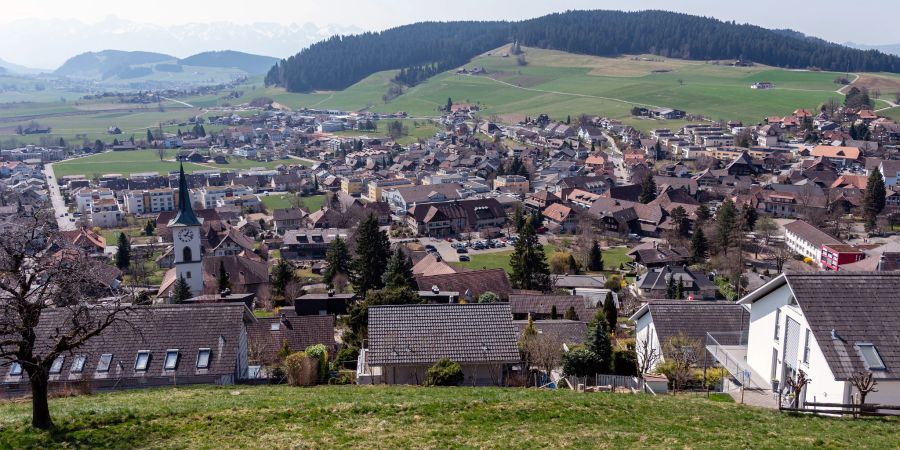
(157, 164), (270, 301)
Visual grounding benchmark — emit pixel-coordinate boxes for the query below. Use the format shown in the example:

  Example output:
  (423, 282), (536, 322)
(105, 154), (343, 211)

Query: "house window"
(164, 350), (180, 370)
(774, 309), (781, 341)
(197, 348), (211, 369)
(270, 323), (280, 331)
(9, 362), (22, 376)
(97, 354), (113, 372)
(49, 356), (65, 374)
(134, 351), (151, 371)
(186, 271), (191, 279)
(71, 355), (86, 373)
(803, 330), (811, 364)
(857, 344), (886, 370)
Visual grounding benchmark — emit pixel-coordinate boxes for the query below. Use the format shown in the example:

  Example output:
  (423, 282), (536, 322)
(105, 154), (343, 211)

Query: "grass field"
(0, 385), (896, 448)
(453, 244), (631, 274)
(331, 118), (441, 145)
(236, 45), (862, 127)
(51, 149), (288, 178)
(260, 193), (325, 212)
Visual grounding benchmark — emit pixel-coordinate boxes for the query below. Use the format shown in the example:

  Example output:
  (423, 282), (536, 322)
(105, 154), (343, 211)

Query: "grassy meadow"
(51, 149), (290, 178)
(0, 385), (896, 448)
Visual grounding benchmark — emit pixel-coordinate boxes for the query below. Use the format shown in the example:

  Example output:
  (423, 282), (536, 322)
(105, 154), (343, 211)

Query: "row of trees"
(267, 11), (900, 93)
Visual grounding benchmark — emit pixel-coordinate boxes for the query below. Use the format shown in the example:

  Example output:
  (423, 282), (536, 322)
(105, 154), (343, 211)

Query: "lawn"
(51, 149), (285, 178)
(260, 193), (325, 212)
(453, 244), (557, 273)
(0, 385), (895, 448)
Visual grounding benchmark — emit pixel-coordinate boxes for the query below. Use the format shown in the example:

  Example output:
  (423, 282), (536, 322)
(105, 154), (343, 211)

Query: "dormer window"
(9, 362), (22, 376)
(197, 348), (211, 369)
(164, 350), (180, 370)
(97, 354), (113, 372)
(49, 356), (65, 374)
(857, 343), (886, 370)
(71, 355), (86, 374)
(134, 351), (151, 371)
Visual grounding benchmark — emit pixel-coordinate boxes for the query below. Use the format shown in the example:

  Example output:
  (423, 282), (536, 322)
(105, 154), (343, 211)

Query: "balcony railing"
(705, 331), (767, 390)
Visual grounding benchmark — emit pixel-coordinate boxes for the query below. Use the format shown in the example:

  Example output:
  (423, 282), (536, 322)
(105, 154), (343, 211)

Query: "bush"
(612, 348), (638, 376)
(424, 358), (464, 386)
(334, 346), (359, 370)
(562, 347), (602, 377)
(477, 291), (498, 303)
(283, 352), (318, 387)
(694, 368), (723, 390)
(305, 344), (329, 382)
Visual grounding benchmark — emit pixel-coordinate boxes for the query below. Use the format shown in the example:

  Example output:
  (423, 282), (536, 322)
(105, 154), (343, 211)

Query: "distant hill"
(845, 42), (900, 57)
(179, 50), (278, 75)
(55, 50), (174, 79)
(0, 57), (43, 75)
(267, 10), (900, 93)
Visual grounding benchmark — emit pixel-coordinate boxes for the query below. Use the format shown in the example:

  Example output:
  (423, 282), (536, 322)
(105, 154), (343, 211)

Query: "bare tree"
(523, 331), (564, 385)
(0, 207), (131, 429)
(663, 332), (701, 392)
(636, 334), (661, 375)
(771, 240), (792, 273)
(849, 371), (878, 405)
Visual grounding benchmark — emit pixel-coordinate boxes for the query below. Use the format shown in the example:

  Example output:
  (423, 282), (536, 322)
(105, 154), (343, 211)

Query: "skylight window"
(9, 362), (22, 376)
(134, 351), (151, 371)
(164, 350), (180, 370)
(197, 348), (211, 369)
(97, 354), (113, 372)
(71, 355), (86, 373)
(49, 356), (64, 374)
(857, 344), (886, 370)
(270, 322), (281, 331)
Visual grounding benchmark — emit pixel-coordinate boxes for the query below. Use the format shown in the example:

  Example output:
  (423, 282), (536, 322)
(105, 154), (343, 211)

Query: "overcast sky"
(2, 0), (898, 68)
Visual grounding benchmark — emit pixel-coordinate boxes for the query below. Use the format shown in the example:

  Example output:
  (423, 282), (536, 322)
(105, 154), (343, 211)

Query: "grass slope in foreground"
(0, 385), (896, 448)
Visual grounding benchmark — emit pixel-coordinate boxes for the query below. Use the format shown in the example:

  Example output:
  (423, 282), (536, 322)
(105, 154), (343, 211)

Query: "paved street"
(44, 163), (76, 231)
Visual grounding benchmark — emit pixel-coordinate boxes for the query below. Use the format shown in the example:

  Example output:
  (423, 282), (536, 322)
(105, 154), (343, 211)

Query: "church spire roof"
(168, 163), (202, 227)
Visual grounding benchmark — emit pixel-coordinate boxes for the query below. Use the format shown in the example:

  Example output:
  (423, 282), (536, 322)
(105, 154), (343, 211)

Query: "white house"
(879, 160), (900, 187)
(717, 273), (900, 407)
(631, 301), (749, 373)
(783, 220), (841, 266)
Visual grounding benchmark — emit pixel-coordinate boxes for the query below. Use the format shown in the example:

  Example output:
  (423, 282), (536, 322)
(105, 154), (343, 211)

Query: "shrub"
(305, 344), (329, 382)
(477, 291), (498, 303)
(283, 352), (318, 387)
(562, 347), (602, 377)
(424, 358), (464, 386)
(334, 346), (359, 370)
(612, 348), (638, 376)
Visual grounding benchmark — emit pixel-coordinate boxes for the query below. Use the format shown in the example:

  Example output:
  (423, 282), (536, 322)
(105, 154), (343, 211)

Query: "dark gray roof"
(514, 320), (588, 345)
(784, 273), (900, 380)
(367, 303), (520, 366)
(635, 300), (749, 354)
(509, 294), (597, 321)
(247, 315), (335, 366)
(415, 268), (512, 300)
(783, 220), (841, 247)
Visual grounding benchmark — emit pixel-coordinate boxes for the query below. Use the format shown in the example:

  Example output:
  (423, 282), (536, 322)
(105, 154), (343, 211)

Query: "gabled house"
(357, 303), (520, 385)
(635, 265), (718, 300)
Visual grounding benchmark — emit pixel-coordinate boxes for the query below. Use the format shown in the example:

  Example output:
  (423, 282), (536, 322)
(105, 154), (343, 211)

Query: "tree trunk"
(30, 375), (53, 429)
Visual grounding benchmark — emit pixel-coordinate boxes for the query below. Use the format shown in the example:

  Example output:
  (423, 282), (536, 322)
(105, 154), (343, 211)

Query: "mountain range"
(54, 50), (280, 80)
(0, 16), (361, 70)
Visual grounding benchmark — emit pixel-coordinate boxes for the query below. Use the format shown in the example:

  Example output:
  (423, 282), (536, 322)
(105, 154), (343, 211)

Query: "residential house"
(415, 268), (513, 301)
(635, 265), (718, 300)
(820, 244), (865, 271)
(357, 303), (520, 385)
(406, 198), (506, 237)
(493, 175), (530, 195)
(273, 208), (307, 233)
(783, 220), (842, 266)
(281, 228), (349, 260)
(247, 314), (336, 372)
(809, 145), (861, 168)
(542, 203), (577, 233)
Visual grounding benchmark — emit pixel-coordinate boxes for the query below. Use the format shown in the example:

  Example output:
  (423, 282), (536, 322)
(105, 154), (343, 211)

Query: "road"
(159, 96), (195, 108)
(44, 163), (76, 231)
(601, 131), (630, 184)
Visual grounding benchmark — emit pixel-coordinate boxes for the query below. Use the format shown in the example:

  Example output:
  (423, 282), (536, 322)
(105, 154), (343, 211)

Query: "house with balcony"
(708, 273), (900, 408)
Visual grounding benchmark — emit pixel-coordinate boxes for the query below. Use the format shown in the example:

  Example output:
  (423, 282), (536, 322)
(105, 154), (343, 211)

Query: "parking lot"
(420, 236), (517, 262)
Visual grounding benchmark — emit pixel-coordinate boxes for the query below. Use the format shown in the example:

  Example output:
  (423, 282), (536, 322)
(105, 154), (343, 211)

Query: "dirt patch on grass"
(855, 74), (900, 95)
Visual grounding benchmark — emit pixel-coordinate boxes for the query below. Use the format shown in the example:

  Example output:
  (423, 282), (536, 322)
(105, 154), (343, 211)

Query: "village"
(2, 85), (900, 422)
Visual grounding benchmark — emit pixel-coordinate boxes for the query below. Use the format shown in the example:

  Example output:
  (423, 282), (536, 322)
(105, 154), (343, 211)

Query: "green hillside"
(1, 385), (896, 448)
(255, 45), (873, 127)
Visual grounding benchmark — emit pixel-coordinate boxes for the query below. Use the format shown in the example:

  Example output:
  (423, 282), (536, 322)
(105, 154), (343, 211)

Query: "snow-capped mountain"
(0, 16), (362, 70)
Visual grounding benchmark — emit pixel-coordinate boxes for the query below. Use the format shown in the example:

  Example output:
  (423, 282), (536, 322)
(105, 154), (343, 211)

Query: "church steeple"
(169, 163), (201, 227)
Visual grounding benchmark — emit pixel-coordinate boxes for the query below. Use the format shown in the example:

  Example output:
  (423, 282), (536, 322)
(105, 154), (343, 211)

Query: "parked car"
(425, 245), (437, 252)
(456, 248), (468, 254)
(458, 255), (470, 262)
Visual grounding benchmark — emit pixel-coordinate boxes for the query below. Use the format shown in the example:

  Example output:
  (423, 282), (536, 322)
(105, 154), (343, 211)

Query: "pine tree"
(551, 305), (558, 319)
(690, 226), (709, 264)
(665, 274), (676, 299)
(115, 232), (131, 271)
(512, 205), (526, 233)
(323, 236), (352, 288)
(675, 277), (685, 300)
(171, 276), (192, 303)
(588, 240), (603, 271)
(695, 204), (711, 223)
(863, 167), (887, 231)
(144, 220), (155, 236)
(670, 206), (689, 237)
(741, 204), (758, 232)
(715, 199), (737, 253)
(217, 260), (231, 293)
(352, 214), (391, 295)
(146, 129), (153, 143)
(586, 311), (612, 373)
(509, 216), (551, 291)
(313, 174), (320, 191)
(639, 172), (657, 204)
(567, 254), (580, 275)
(446, 97), (453, 112)
(382, 247), (416, 289)
(602, 292), (618, 332)
(271, 258), (294, 299)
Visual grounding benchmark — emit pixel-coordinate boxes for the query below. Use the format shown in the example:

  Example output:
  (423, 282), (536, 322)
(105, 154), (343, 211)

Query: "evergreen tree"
(509, 216), (551, 291)
(564, 306), (577, 320)
(115, 232), (131, 271)
(382, 247), (416, 289)
(675, 277), (685, 300)
(715, 199), (737, 253)
(271, 258), (294, 299)
(588, 240), (603, 271)
(313, 174), (319, 191)
(144, 220), (155, 236)
(446, 97), (453, 111)
(639, 172), (657, 204)
(670, 206), (690, 237)
(171, 276), (192, 303)
(146, 129), (153, 143)
(586, 311), (612, 373)
(602, 291), (618, 332)
(695, 204), (711, 223)
(566, 254), (580, 275)
(741, 204), (758, 232)
(690, 226), (709, 264)
(352, 214), (391, 295)
(323, 236), (352, 288)
(512, 205), (526, 233)
(665, 274), (676, 299)
(550, 305), (558, 319)
(863, 167), (887, 231)
(217, 260), (231, 293)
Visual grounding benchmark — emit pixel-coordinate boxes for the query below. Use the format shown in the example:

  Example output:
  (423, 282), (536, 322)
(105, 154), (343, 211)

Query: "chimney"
(877, 254), (886, 271)
(431, 285), (440, 294)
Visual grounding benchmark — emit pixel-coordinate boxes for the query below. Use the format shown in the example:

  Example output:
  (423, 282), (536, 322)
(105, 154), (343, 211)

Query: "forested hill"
(266, 10), (900, 93)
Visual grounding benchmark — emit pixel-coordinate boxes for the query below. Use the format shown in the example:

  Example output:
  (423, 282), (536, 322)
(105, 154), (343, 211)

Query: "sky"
(1, 0), (899, 68)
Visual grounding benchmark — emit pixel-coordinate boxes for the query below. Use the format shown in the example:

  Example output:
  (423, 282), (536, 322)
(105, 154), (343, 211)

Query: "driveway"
(44, 163), (76, 231)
